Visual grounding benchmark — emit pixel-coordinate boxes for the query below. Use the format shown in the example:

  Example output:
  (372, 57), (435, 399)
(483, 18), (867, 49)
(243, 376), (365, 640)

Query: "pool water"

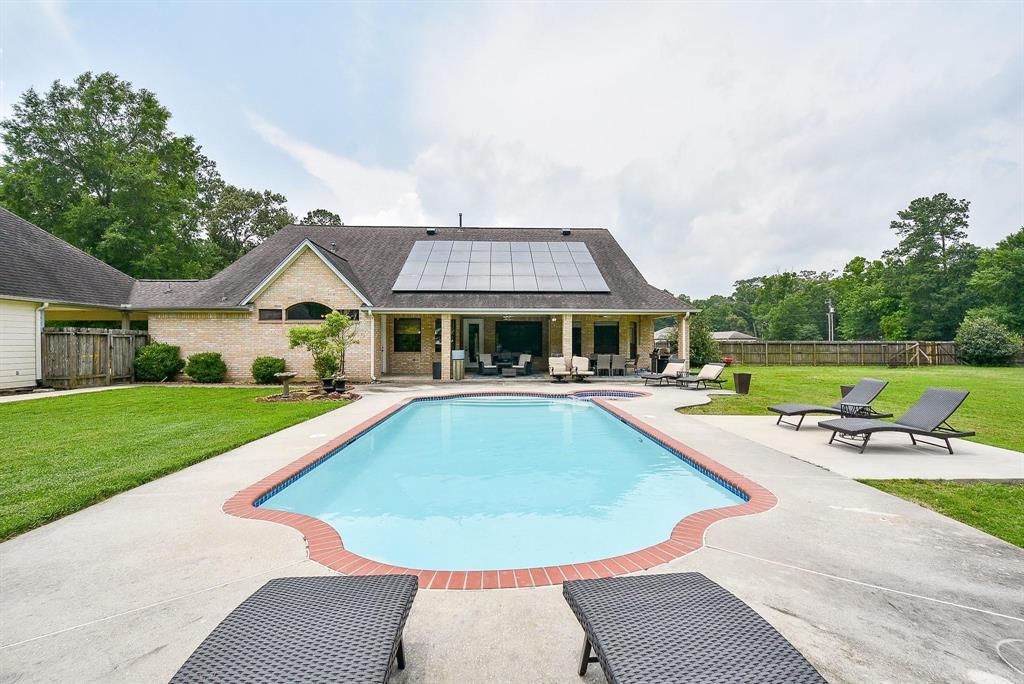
(260, 397), (744, 570)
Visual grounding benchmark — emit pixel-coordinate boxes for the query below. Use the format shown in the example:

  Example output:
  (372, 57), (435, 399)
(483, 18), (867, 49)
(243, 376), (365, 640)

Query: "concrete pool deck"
(1, 382), (1022, 683)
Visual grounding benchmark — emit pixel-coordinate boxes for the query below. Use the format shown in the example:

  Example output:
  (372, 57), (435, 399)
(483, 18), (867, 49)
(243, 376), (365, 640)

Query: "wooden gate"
(42, 328), (149, 389)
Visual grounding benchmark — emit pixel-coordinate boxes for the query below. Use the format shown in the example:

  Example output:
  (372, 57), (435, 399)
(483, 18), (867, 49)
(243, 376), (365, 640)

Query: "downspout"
(368, 308), (377, 383)
(683, 311), (691, 376)
(36, 302), (49, 384)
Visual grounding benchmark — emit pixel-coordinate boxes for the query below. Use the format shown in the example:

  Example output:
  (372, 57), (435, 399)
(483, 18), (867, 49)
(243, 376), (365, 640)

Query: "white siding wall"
(0, 299), (40, 390)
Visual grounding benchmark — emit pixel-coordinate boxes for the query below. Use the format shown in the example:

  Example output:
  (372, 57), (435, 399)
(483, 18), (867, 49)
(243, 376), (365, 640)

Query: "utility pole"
(826, 299), (836, 342)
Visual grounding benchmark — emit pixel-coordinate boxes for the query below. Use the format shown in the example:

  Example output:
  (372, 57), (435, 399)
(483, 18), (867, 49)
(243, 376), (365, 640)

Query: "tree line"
(684, 194), (1023, 343)
(0, 72), (342, 279)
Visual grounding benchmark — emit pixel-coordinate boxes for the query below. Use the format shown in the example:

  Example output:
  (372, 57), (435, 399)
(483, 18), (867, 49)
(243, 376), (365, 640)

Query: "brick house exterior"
(2, 209), (697, 385)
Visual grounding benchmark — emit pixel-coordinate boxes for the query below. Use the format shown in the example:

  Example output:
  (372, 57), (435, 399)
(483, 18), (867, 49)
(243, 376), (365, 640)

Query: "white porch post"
(441, 313), (452, 381)
(368, 311), (376, 381)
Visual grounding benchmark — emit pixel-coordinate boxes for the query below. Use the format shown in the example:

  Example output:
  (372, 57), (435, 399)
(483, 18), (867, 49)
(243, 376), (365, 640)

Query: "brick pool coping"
(223, 390), (777, 590)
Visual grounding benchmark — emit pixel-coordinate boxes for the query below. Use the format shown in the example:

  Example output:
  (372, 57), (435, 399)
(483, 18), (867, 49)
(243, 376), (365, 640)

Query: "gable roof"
(0, 207), (135, 307)
(128, 225), (693, 313)
(712, 330), (757, 341)
(239, 239), (371, 306)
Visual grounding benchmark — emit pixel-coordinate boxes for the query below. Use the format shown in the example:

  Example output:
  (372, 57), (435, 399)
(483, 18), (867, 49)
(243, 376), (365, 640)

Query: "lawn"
(860, 480), (1024, 548)
(0, 387), (345, 540)
(677, 365), (1024, 452)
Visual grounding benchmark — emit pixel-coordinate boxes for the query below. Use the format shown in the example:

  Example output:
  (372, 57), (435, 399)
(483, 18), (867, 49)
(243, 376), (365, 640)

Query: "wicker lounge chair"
(675, 363), (727, 390)
(572, 356), (594, 381)
(478, 353), (498, 376)
(639, 361), (685, 386)
(513, 353), (532, 375)
(170, 575), (418, 684)
(549, 356), (572, 382)
(611, 354), (626, 376)
(596, 354), (612, 376)
(563, 573), (826, 683)
(819, 388), (974, 454)
(768, 377), (891, 430)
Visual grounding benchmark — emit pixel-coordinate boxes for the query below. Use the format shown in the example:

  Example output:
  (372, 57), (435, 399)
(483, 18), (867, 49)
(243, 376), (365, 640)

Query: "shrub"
(313, 353), (339, 379)
(251, 356), (287, 384)
(184, 352), (228, 383)
(955, 315), (1023, 366)
(134, 343), (184, 381)
(688, 315), (721, 366)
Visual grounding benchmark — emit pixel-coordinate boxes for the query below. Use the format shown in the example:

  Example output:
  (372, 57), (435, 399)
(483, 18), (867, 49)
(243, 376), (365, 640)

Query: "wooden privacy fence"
(717, 340), (958, 367)
(42, 328), (149, 389)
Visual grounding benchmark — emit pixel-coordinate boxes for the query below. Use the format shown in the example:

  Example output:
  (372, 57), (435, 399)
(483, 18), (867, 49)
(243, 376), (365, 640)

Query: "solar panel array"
(392, 241), (610, 292)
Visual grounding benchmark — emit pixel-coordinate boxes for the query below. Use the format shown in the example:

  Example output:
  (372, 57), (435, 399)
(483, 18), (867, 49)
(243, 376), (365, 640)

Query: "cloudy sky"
(3, 1), (1022, 297)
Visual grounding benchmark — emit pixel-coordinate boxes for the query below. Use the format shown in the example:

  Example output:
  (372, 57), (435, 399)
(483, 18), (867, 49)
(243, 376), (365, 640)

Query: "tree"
(688, 314), (721, 365)
(287, 311), (359, 379)
(204, 184), (295, 269)
(299, 209), (342, 225)
(0, 72), (215, 278)
(968, 228), (1024, 332)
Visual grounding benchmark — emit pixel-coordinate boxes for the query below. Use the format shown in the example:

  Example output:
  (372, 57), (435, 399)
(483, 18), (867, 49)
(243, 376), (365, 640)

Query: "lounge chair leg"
(828, 431), (837, 445)
(578, 636), (597, 676)
(945, 438), (953, 455)
(396, 639), (405, 670)
(910, 434), (917, 445)
(859, 434), (871, 454)
(795, 414), (804, 431)
(775, 414), (782, 426)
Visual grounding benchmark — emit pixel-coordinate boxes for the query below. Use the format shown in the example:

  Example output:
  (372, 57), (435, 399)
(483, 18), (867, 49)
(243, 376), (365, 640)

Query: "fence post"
(106, 331), (113, 385)
(67, 330), (78, 389)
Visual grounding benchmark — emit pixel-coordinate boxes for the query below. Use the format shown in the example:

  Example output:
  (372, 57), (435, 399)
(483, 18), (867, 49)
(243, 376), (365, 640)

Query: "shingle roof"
(0, 207), (135, 307)
(128, 225), (693, 312)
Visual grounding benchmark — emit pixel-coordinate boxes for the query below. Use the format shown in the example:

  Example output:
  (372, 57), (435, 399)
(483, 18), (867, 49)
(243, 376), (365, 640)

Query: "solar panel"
(392, 241), (610, 292)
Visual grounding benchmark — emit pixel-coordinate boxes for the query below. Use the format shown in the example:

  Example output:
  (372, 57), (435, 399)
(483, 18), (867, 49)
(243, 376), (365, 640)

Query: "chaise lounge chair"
(549, 356), (572, 382)
(639, 361), (685, 386)
(819, 388), (975, 454)
(170, 574), (418, 684)
(572, 356), (595, 382)
(478, 353), (498, 376)
(675, 362), (727, 390)
(768, 377), (891, 430)
(563, 573), (826, 683)
(513, 353), (532, 376)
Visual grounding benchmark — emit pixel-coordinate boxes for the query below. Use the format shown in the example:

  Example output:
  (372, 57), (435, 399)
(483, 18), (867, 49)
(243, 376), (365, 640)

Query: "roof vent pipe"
(330, 241), (337, 252)
(458, 212), (462, 228)
(426, 228), (437, 235)
(562, 228), (572, 235)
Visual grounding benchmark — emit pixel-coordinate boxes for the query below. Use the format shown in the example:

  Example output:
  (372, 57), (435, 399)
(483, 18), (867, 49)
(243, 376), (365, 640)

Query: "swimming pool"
(258, 394), (746, 571)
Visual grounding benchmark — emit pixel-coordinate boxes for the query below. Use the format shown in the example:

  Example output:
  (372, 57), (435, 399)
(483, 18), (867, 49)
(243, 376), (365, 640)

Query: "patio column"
(678, 313), (691, 375)
(441, 313), (452, 381)
(120, 312), (131, 330)
(561, 313), (573, 360)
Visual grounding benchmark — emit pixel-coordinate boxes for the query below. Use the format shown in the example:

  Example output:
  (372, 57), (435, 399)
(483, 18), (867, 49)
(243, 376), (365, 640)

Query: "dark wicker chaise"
(819, 387), (974, 454)
(768, 377), (891, 430)
(170, 575), (418, 684)
(563, 573), (826, 683)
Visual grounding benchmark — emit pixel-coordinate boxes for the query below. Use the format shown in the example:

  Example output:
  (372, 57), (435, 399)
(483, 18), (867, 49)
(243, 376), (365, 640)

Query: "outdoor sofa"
(563, 573), (826, 683)
(170, 575), (417, 684)
(819, 388), (975, 454)
(639, 361), (685, 386)
(768, 377), (891, 430)
(675, 362), (727, 390)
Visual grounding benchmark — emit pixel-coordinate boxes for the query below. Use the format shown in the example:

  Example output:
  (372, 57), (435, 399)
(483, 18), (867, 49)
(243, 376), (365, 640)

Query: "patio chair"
(513, 353), (532, 376)
(571, 356), (595, 382)
(549, 356), (572, 382)
(596, 354), (612, 376)
(768, 377), (891, 430)
(478, 353), (498, 375)
(675, 363), (727, 390)
(563, 573), (826, 683)
(170, 575), (418, 684)
(611, 354), (626, 376)
(819, 388), (975, 454)
(639, 361), (685, 386)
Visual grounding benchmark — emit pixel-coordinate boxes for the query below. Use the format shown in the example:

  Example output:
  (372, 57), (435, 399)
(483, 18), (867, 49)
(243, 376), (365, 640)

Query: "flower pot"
(334, 377), (347, 392)
(321, 378), (334, 391)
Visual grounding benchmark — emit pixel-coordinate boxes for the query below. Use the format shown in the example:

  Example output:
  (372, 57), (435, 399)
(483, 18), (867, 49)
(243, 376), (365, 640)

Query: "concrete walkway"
(1, 382), (1022, 683)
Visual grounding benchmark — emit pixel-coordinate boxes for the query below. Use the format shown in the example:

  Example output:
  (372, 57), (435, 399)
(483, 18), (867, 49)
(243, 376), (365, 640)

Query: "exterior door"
(463, 318), (483, 363)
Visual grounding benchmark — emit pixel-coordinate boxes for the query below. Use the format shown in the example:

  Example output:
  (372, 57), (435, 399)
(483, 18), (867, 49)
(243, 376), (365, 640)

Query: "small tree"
(955, 314), (1023, 366)
(287, 310), (359, 379)
(688, 315), (721, 366)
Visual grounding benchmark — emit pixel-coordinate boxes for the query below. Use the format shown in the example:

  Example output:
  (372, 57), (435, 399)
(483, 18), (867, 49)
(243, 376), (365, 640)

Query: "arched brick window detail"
(285, 302), (332, 320)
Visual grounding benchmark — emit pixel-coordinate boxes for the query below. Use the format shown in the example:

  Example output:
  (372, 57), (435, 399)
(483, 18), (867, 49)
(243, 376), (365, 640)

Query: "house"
(1, 208), (697, 384)
(712, 330), (756, 341)
(0, 209), (138, 390)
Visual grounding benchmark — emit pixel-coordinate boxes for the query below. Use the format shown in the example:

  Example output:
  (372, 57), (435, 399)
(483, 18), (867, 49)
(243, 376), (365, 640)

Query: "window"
(434, 318), (442, 352)
(394, 318), (422, 352)
(258, 308), (283, 321)
(495, 321), (542, 356)
(285, 302), (332, 320)
(630, 321), (638, 358)
(572, 322), (582, 357)
(594, 321), (620, 354)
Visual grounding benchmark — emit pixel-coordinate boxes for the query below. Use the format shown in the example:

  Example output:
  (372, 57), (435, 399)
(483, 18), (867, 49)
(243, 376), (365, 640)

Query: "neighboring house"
(2, 208), (697, 384)
(712, 330), (756, 341)
(0, 209), (137, 390)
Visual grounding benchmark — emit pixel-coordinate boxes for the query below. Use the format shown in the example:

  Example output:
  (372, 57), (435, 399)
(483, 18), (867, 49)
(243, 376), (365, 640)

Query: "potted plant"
(287, 310), (359, 392)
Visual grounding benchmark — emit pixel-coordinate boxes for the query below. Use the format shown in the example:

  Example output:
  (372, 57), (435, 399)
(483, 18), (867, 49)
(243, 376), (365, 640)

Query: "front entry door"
(463, 318), (483, 364)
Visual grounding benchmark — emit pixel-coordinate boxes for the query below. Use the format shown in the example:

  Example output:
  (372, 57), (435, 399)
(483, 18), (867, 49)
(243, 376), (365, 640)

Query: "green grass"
(860, 480), (1024, 548)
(677, 365), (1024, 452)
(0, 387), (345, 540)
